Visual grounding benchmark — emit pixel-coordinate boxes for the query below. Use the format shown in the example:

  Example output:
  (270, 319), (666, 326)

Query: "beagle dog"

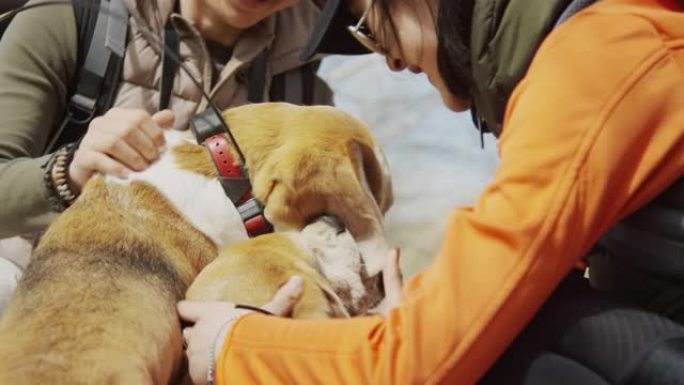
(0, 103), (392, 384)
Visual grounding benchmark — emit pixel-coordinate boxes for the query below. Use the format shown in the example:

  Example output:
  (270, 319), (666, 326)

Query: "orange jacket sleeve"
(216, 2), (684, 384)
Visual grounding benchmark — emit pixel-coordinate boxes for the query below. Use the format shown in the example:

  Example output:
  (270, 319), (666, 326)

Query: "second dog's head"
(296, 215), (384, 316)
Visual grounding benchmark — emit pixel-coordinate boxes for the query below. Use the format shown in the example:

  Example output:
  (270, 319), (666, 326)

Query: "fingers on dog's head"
(382, 248), (403, 298)
(262, 276), (304, 316)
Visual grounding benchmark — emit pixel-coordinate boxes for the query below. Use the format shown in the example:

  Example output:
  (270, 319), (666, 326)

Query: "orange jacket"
(216, 0), (684, 383)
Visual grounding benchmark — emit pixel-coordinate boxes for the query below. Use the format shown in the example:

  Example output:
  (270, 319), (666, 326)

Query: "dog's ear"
(319, 282), (352, 318)
(345, 140), (393, 276)
(349, 140), (394, 215)
(371, 145), (394, 214)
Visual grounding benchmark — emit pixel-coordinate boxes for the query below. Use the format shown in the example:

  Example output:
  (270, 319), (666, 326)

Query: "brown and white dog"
(0, 103), (392, 384)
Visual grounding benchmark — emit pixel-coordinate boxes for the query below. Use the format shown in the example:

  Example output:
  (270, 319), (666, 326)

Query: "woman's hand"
(178, 276), (304, 385)
(68, 108), (174, 190)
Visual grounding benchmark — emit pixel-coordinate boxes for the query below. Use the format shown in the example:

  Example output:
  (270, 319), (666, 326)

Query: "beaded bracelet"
(43, 143), (79, 212)
(207, 314), (244, 385)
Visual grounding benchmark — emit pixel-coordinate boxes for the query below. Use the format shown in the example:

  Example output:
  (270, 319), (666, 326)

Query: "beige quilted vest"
(114, 0), (331, 131)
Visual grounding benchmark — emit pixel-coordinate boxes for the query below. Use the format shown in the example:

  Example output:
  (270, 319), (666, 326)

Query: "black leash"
(235, 304), (274, 316)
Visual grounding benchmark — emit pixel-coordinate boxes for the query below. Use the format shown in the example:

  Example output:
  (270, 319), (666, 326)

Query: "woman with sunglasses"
(179, 0), (684, 384)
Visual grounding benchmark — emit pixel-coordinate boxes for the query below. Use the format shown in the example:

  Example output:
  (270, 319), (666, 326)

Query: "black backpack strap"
(49, 0), (129, 151)
(245, 46), (321, 105)
(159, 20), (180, 111)
(269, 72), (285, 102)
(263, 59), (321, 106)
(282, 69), (303, 105)
(281, 62), (318, 106)
(70, 0), (128, 118)
(247, 51), (269, 103)
(300, 61), (316, 106)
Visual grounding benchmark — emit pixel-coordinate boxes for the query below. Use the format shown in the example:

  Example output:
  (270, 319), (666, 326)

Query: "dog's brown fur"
(222, 103), (393, 226)
(0, 103), (392, 384)
(0, 179), (211, 384)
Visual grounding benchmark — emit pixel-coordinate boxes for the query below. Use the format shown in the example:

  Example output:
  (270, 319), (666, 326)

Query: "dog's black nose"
(317, 215), (346, 234)
(376, 271), (385, 297)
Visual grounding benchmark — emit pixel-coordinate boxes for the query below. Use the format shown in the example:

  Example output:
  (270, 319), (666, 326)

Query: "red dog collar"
(205, 134), (243, 179)
(190, 108), (273, 238)
(204, 133), (272, 237)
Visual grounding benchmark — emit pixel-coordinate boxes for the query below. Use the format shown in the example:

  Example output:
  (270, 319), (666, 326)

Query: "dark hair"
(374, 0), (474, 100)
(374, 0), (407, 65)
(436, 0), (475, 100)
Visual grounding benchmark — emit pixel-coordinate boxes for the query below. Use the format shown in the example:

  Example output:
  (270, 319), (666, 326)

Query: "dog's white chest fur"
(296, 220), (367, 312)
(106, 131), (249, 251)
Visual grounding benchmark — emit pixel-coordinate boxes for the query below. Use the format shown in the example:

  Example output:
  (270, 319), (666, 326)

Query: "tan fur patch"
(172, 142), (217, 179)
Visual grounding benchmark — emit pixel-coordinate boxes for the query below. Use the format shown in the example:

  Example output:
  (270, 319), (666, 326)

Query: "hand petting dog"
(69, 108), (173, 190)
(178, 276), (304, 385)
(178, 249), (403, 385)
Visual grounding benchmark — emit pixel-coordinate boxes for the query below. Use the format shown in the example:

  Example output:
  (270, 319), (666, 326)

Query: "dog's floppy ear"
(345, 139), (393, 276)
(349, 140), (394, 215)
(319, 283), (352, 318)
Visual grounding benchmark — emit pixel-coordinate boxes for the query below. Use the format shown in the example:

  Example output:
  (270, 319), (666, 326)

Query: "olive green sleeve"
(0, 1), (77, 238)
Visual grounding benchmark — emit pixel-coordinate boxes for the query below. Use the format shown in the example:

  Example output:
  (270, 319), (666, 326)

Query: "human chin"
(440, 88), (470, 112)
(426, 73), (468, 111)
(223, 15), (259, 29)
(223, 0), (278, 28)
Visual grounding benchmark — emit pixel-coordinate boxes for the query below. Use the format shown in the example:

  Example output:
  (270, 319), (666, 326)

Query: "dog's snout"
(376, 272), (385, 298)
(317, 215), (346, 234)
